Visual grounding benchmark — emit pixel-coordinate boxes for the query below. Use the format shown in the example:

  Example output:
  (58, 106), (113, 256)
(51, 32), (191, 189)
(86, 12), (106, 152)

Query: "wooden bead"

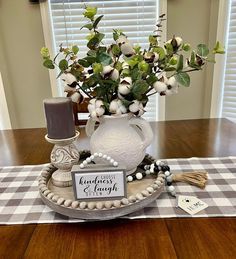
(141, 190), (149, 197)
(64, 199), (72, 207)
(72, 201), (79, 209)
(146, 187), (154, 193)
(96, 202), (104, 210)
(113, 200), (121, 207)
(52, 195), (59, 202)
(40, 186), (47, 192)
(57, 197), (65, 205)
(154, 180), (162, 186)
(88, 202), (96, 210)
(104, 201), (112, 209)
(151, 184), (159, 190)
(128, 195), (136, 203)
(47, 192), (54, 199)
(136, 193), (144, 200)
(43, 189), (50, 196)
(121, 198), (129, 205)
(79, 202), (87, 209)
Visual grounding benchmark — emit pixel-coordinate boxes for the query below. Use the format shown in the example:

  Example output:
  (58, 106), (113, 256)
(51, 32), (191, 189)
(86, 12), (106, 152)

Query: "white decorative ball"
(127, 176), (133, 182)
(113, 161), (118, 167)
(165, 171), (170, 177)
(167, 185), (175, 192)
(136, 172), (143, 180)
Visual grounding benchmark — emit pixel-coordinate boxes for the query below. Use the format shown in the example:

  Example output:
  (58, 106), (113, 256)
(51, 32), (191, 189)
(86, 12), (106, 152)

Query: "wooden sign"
(71, 165), (127, 201)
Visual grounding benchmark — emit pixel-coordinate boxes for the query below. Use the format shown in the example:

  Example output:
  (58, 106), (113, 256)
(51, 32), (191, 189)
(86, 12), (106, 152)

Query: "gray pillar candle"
(44, 97), (76, 139)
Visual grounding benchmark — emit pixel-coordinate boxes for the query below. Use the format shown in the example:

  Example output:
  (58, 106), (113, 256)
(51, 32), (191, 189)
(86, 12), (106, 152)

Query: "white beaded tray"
(38, 152), (164, 220)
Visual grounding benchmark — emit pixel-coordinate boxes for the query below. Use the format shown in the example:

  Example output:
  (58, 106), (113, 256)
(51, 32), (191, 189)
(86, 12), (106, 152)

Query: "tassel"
(172, 171), (208, 189)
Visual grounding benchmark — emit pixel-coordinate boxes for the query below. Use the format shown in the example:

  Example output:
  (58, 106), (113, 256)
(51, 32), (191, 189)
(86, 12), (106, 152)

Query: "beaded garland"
(127, 160), (176, 197)
(79, 152), (175, 197)
(79, 152), (119, 169)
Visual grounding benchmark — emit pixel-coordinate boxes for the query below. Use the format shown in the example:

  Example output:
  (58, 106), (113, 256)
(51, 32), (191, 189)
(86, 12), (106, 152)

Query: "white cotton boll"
(167, 77), (178, 87)
(91, 110), (97, 118)
(109, 100), (119, 113)
(89, 98), (96, 105)
(153, 81), (167, 93)
(138, 109), (144, 116)
(111, 69), (119, 80)
(64, 84), (75, 92)
(96, 107), (105, 116)
(119, 105), (127, 114)
(122, 62), (129, 69)
(175, 37), (183, 47)
(116, 35), (129, 45)
(118, 84), (131, 95)
(88, 104), (95, 114)
(121, 77), (132, 85)
(95, 100), (104, 108)
(70, 92), (81, 103)
(118, 93), (125, 100)
(129, 101), (140, 113)
(121, 43), (135, 56)
(64, 73), (77, 85)
(102, 65), (113, 76)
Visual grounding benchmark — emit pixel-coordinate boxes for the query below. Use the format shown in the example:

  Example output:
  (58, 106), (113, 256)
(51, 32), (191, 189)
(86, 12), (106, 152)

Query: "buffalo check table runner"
(0, 156), (236, 224)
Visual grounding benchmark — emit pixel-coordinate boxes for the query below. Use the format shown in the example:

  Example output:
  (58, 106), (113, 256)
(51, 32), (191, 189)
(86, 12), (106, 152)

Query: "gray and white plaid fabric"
(0, 156), (236, 224)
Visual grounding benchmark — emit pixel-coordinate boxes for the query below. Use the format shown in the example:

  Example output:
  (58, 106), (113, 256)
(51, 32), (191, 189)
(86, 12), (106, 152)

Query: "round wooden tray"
(38, 152), (165, 220)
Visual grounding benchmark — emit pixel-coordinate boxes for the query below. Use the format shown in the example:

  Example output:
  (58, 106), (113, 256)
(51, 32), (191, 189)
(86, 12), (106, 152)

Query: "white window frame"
(0, 72), (12, 129)
(210, 0), (231, 118)
(40, 0), (167, 121)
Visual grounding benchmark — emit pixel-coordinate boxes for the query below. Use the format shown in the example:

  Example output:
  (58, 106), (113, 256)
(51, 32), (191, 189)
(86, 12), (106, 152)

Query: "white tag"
(178, 195), (208, 215)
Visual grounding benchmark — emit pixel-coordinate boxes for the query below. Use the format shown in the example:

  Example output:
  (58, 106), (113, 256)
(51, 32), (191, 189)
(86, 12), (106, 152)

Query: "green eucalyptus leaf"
(72, 45), (79, 55)
(84, 56), (97, 64)
(121, 99), (132, 108)
(165, 43), (174, 56)
(130, 68), (141, 81)
(59, 59), (68, 71)
(132, 80), (149, 100)
(149, 35), (157, 45)
(175, 72), (190, 87)
(43, 59), (54, 69)
(111, 44), (121, 56)
(164, 67), (176, 71)
(213, 41), (225, 54)
(153, 46), (165, 60)
(146, 74), (158, 85)
(80, 23), (93, 30)
(93, 15), (104, 29)
(87, 50), (97, 57)
(197, 44), (209, 57)
(96, 52), (113, 66)
(78, 59), (90, 67)
(176, 54), (183, 72)
(83, 6), (97, 20)
(182, 43), (191, 51)
(87, 33), (105, 49)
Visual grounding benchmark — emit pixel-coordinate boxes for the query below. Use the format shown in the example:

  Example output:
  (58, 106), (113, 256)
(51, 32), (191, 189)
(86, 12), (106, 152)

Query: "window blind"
(49, 0), (159, 121)
(222, 0), (236, 123)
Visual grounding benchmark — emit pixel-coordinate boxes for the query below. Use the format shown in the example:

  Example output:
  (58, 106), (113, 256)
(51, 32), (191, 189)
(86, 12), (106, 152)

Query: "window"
(43, 0), (165, 121)
(221, 0), (236, 123)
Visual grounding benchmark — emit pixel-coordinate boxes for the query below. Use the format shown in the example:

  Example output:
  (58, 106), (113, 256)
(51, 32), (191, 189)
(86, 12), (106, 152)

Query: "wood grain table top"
(0, 118), (236, 259)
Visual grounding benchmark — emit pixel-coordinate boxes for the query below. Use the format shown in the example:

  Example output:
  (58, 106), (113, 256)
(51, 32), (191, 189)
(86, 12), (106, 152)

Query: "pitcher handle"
(85, 117), (97, 137)
(129, 117), (153, 150)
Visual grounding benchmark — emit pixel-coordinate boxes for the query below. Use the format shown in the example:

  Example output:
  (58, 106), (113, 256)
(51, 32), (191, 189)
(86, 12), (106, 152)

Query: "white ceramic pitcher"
(86, 113), (153, 175)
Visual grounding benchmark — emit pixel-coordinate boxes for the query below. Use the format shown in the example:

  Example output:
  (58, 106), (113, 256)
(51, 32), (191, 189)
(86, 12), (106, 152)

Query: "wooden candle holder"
(45, 131), (80, 187)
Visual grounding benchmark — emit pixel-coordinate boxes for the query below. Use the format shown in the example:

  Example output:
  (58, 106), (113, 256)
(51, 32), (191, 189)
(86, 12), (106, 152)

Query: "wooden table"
(1, 119), (236, 259)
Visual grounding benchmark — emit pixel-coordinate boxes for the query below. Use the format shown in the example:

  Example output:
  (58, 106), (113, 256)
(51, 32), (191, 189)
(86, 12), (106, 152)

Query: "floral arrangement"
(41, 6), (224, 120)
